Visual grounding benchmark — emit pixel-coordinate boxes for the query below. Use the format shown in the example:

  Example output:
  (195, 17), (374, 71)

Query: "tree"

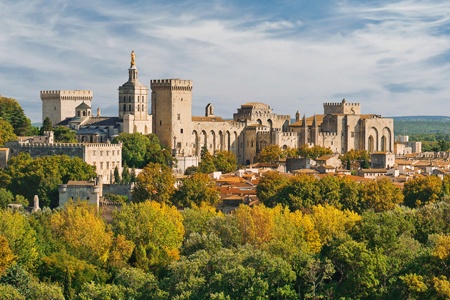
(256, 171), (289, 206)
(0, 284), (25, 300)
(0, 210), (38, 269)
(5, 154), (96, 207)
(0, 96), (33, 136)
(113, 133), (174, 169)
(113, 267), (167, 300)
(181, 205), (221, 237)
(112, 201), (184, 271)
(50, 201), (113, 265)
(53, 126), (77, 143)
(257, 145), (282, 163)
(0, 119), (16, 146)
(173, 173), (220, 208)
(403, 175), (443, 208)
(113, 166), (121, 183)
(0, 188), (14, 209)
(213, 150), (237, 173)
(0, 236), (15, 276)
(277, 174), (321, 210)
(197, 151), (215, 174)
(132, 163), (175, 203)
(359, 178), (404, 212)
(39, 117), (53, 135)
(297, 145), (333, 159)
(162, 246), (298, 299)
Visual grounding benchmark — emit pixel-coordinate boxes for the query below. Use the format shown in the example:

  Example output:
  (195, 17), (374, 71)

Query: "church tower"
(118, 51), (149, 121)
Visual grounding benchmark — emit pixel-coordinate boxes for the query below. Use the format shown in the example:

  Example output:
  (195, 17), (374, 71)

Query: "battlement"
(318, 131), (338, 137)
(323, 102), (360, 107)
(150, 79), (193, 91)
(40, 90), (93, 101)
(323, 99), (361, 115)
(280, 132), (298, 137)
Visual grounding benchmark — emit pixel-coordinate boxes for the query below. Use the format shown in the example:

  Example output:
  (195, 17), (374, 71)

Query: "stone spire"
(312, 114), (318, 128)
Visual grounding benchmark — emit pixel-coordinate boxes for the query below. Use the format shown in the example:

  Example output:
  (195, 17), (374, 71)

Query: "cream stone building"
(41, 51), (394, 170)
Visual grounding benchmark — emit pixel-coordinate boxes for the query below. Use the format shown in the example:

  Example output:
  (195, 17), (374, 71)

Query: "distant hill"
(393, 116), (450, 135)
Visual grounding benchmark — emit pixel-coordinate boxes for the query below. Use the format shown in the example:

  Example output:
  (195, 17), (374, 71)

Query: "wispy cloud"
(1, 0), (450, 122)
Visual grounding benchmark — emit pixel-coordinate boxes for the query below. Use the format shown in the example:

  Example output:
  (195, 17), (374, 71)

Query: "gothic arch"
(210, 130), (216, 153)
(218, 131), (224, 151)
(382, 127), (392, 152)
(201, 130), (207, 150)
(257, 119), (262, 125)
(226, 131), (231, 151)
(367, 127), (379, 152)
(192, 130), (199, 156)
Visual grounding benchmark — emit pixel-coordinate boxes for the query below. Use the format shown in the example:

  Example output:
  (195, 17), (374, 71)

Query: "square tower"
(150, 79), (193, 155)
(41, 90), (93, 125)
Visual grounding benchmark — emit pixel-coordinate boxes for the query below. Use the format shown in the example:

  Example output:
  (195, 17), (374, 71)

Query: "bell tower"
(118, 51), (149, 121)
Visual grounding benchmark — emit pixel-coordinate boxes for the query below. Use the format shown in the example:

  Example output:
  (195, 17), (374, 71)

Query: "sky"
(1, 0), (450, 123)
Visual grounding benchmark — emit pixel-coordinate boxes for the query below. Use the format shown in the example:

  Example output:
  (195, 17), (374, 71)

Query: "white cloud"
(1, 0), (450, 123)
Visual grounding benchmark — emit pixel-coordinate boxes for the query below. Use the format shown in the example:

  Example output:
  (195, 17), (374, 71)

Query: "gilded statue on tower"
(131, 50), (135, 67)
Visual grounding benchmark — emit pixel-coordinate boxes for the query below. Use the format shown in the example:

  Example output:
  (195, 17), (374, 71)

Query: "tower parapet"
(41, 90), (93, 125)
(323, 98), (360, 115)
(151, 79), (193, 91)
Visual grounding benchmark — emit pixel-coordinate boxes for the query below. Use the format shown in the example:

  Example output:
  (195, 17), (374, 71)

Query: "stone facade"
(5, 136), (122, 184)
(40, 52), (395, 169)
(41, 90), (93, 126)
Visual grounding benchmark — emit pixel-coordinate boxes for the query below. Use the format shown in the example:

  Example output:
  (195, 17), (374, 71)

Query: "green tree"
(0, 188), (14, 209)
(113, 166), (121, 183)
(113, 132), (174, 169)
(113, 267), (167, 299)
(0, 96), (33, 136)
(173, 173), (220, 208)
(53, 126), (77, 143)
(132, 163), (175, 203)
(113, 201), (184, 271)
(5, 154), (96, 207)
(256, 171), (289, 206)
(213, 150), (237, 173)
(297, 145), (333, 159)
(257, 145), (282, 163)
(162, 246), (298, 299)
(40, 251), (107, 293)
(197, 151), (216, 174)
(39, 117), (53, 135)
(277, 174), (321, 210)
(0, 120), (17, 146)
(0, 284), (25, 300)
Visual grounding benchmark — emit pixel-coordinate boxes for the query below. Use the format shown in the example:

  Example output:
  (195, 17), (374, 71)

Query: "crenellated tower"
(118, 51), (149, 121)
(150, 79), (193, 155)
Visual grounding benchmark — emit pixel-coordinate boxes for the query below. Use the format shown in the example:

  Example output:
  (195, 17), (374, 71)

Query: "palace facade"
(41, 52), (394, 171)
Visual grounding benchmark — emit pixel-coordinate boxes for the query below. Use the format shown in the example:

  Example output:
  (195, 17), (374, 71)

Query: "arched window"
(142, 105), (144, 111)
(123, 104), (126, 111)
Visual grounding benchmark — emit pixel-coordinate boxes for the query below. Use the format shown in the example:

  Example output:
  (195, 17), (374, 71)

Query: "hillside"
(393, 116), (450, 135)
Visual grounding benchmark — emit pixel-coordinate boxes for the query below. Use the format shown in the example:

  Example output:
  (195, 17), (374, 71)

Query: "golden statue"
(131, 50), (135, 67)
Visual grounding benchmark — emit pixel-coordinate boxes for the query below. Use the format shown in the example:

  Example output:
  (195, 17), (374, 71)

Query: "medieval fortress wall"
(40, 52), (394, 167)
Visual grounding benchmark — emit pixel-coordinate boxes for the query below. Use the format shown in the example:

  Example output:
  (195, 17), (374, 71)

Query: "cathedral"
(41, 51), (394, 171)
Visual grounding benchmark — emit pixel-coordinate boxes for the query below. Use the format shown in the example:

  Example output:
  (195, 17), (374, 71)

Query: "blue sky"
(1, 0), (450, 123)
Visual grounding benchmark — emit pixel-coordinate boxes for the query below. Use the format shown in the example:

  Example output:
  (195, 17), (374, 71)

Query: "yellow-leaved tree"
(309, 204), (361, 247)
(51, 201), (113, 265)
(113, 201), (184, 271)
